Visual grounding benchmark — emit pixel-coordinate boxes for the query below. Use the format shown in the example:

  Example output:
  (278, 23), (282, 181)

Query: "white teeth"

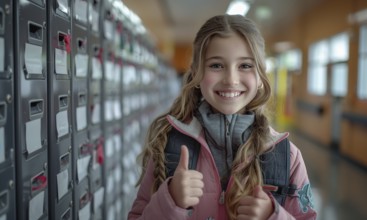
(218, 92), (241, 98)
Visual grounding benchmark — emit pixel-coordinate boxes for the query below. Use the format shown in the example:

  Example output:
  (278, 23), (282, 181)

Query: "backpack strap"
(165, 128), (201, 177)
(260, 138), (296, 206)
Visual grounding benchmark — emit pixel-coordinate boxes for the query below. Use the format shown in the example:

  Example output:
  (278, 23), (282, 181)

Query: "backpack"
(164, 127), (297, 206)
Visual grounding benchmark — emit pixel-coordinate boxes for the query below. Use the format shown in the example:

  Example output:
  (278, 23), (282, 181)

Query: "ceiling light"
(255, 6), (272, 20)
(226, 0), (250, 16)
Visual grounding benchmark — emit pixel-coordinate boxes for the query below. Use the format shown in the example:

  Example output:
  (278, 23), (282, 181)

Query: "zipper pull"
(226, 119), (230, 136)
(219, 191), (225, 204)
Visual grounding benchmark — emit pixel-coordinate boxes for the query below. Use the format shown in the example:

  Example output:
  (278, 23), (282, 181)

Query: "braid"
(225, 110), (270, 219)
(136, 115), (171, 192)
(152, 135), (167, 192)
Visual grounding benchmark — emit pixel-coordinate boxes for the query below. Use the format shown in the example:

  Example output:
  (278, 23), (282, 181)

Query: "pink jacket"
(128, 115), (317, 220)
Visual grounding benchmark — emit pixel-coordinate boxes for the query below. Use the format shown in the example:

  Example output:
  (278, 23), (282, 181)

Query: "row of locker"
(0, 0), (178, 219)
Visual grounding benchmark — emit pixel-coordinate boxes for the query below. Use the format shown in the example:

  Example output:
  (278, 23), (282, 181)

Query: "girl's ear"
(257, 81), (263, 89)
(256, 73), (263, 89)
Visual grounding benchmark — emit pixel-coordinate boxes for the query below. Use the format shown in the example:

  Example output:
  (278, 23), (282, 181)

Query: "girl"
(128, 14), (317, 220)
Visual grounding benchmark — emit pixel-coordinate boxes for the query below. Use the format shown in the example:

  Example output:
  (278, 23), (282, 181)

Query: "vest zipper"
(219, 190), (225, 205)
(225, 118), (230, 136)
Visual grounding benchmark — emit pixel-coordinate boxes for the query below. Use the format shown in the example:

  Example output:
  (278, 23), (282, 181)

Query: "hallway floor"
(289, 132), (367, 220)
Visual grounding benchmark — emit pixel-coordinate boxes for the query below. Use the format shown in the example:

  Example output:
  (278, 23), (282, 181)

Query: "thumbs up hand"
(236, 185), (274, 220)
(168, 145), (204, 209)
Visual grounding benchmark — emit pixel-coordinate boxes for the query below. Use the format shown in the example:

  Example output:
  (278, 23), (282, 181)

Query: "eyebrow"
(205, 56), (255, 61)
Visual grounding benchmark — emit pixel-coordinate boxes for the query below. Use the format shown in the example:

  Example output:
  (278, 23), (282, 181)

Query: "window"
(331, 63), (348, 97)
(330, 33), (349, 62)
(308, 32), (349, 96)
(308, 40), (328, 95)
(358, 25), (367, 99)
(330, 33), (349, 97)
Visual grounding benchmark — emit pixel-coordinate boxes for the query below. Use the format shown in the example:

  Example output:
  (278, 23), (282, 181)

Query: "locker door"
(87, 1), (105, 219)
(100, 2), (120, 219)
(14, 1), (49, 219)
(47, 1), (73, 219)
(72, 1), (92, 219)
(0, 1), (16, 220)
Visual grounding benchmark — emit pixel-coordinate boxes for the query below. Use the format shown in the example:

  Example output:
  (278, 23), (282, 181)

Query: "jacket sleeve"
(128, 158), (189, 220)
(268, 141), (317, 220)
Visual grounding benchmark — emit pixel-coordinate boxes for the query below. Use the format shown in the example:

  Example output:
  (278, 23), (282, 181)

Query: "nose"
(222, 67), (239, 85)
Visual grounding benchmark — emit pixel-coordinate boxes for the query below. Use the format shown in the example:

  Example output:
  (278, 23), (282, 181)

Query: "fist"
(236, 185), (274, 220)
(168, 145), (204, 209)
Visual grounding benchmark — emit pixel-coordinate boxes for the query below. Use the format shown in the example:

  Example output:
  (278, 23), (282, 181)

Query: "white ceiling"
(122, 0), (325, 49)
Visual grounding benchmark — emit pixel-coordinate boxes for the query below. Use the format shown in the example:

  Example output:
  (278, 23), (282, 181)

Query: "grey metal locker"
(71, 88), (91, 220)
(72, 137), (92, 220)
(75, 176), (91, 220)
(71, 0), (93, 219)
(47, 1), (73, 219)
(0, 167), (15, 220)
(100, 2), (121, 219)
(87, 1), (105, 216)
(88, 129), (104, 220)
(88, 41), (102, 129)
(14, 1), (49, 219)
(0, 2), (16, 220)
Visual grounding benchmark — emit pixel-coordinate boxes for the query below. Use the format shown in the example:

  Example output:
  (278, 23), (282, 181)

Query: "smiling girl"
(128, 14), (317, 220)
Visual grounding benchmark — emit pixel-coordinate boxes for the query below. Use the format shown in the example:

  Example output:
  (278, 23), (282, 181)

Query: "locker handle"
(105, 9), (113, 20)
(79, 191), (91, 207)
(29, 100), (44, 117)
(0, 102), (6, 124)
(78, 93), (86, 106)
(90, 94), (99, 113)
(28, 22), (43, 42)
(60, 152), (70, 169)
(93, 45), (102, 61)
(93, 45), (100, 56)
(79, 143), (93, 155)
(0, 190), (9, 213)
(58, 32), (66, 47)
(31, 173), (47, 192)
(59, 95), (68, 110)
(77, 38), (86, 53)
(58, 32), (71, 53)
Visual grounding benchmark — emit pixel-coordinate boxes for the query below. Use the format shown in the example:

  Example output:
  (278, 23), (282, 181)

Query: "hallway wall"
(272, 0), (367, 167)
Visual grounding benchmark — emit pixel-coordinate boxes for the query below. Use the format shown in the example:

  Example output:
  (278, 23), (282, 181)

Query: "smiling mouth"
(217, 91), (243, 98)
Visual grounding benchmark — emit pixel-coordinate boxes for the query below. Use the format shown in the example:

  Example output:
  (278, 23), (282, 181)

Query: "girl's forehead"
(204, 33), (253, 58)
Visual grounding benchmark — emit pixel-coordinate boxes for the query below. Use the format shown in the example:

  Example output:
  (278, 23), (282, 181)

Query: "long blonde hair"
(136, 14), (271, 219)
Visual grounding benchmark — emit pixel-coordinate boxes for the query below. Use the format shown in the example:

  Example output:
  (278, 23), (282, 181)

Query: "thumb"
(177, 145), (189, 170)
(252, 185), (268, 199)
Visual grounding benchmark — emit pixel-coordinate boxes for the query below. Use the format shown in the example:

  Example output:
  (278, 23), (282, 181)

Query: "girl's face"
(200, 32), (261, 115)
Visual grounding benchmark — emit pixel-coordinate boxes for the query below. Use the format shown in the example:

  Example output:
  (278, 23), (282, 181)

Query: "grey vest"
(165, 128), (296, 206)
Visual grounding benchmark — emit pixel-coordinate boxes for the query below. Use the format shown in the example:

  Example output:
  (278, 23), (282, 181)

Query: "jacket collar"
(166, 115), (203, 139)
(166, 115), (289, 150)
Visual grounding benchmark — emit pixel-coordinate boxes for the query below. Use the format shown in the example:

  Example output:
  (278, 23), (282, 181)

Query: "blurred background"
(122, 1), (367, 219)
(0, 0), (367, 219)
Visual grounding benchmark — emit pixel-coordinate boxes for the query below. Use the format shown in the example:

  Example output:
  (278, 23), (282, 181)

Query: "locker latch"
(31, 172), (47, 192)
